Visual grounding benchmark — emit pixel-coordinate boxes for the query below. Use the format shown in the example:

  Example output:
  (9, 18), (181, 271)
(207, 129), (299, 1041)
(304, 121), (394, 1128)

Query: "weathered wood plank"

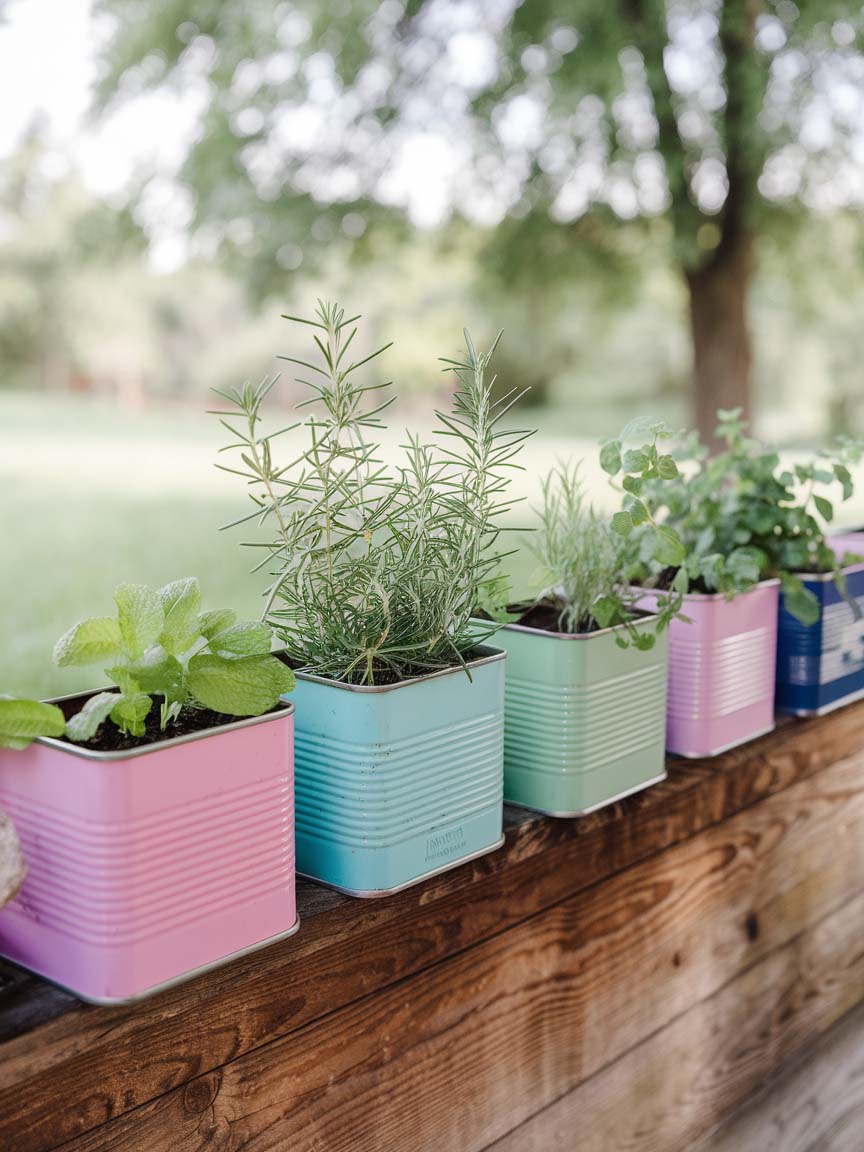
(54, 751), (864, 1152)
(487, 892), (864, 1152)
(1, 709), (851, 1152)
(693, 1000), (864, 1152)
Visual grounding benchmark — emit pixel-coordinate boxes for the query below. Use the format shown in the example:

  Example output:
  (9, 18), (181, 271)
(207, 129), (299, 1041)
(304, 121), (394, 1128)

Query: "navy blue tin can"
(776, 563), (864, 715)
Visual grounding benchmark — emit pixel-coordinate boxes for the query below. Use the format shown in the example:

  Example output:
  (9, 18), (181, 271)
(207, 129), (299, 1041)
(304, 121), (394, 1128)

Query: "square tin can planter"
(488, 615), (668, 817)
(637, 581), (780, 758)
(288, 646), (505, 897)
(0, 696), (297, 1004)
(776, 562), (864, 716)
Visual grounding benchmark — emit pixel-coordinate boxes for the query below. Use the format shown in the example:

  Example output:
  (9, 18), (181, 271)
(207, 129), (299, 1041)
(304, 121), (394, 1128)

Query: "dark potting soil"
(501, 599), (599, 636)
(56, 695), (285, 753)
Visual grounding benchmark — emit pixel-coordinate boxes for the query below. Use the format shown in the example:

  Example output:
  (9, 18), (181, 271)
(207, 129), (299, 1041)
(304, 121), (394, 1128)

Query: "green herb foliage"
(215, 301), (532, 684)
(0, 578), (294, 750)
(630, 409), (862, 624)
(528, 419), (686, 649)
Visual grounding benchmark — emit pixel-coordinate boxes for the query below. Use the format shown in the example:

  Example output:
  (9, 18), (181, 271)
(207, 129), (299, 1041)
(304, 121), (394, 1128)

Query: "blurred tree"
(95, 0), (864, 440)
(0, 124), (145, 391)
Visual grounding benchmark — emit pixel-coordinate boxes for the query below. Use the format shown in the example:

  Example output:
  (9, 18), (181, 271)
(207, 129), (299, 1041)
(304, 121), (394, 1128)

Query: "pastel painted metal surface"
(776, 562), (864, 715)
(828, 529), (864, 563)
(490, 617), (668, 816)
(0, 702), (297, 1003)
(637, 581), (779, 758)
(288, 648), (505, 896)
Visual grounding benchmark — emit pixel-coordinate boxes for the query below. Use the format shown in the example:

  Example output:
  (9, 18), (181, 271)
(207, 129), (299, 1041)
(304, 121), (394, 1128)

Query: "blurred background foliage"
(3, 0), (864, 694)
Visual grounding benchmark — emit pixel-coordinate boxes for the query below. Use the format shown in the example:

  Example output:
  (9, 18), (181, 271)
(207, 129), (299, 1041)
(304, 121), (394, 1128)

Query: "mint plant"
(527, 420), (687, 649)
(630, 409), (861, 624)
(214, 301), (531, 684)
(0, 578), (294, 750)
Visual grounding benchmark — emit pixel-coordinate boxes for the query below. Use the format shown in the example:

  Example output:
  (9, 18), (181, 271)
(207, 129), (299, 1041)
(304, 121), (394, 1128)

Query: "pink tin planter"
(828, 528), (864, 562)
(0, 695), (297, 1004)
(637, 580), (780, 758)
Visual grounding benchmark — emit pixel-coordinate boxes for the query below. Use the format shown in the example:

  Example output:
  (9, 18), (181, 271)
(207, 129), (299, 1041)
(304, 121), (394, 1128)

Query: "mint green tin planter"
(287, 646), (505, 897)
(492, 617), (668, 816)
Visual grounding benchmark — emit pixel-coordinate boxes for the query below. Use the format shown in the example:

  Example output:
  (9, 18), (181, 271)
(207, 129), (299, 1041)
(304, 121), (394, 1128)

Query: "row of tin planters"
(3, 545), (864, 1004)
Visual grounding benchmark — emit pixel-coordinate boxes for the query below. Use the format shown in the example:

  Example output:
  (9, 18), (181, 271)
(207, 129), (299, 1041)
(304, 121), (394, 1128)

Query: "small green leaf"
(115, 584), (164, 659)
(622, 475), (642, 495)
(592, 595), (622, 629)
(599, 439), (622, 476)
(53, 617), (123, 667)
(625, 497), (648, 526)
(187, 654), (295, 716)
(0, 698), (66, 750)
(622, 448), (649, 473)
(652, 525), (686, 567)
(126, 646), (185, 696)
(672, 566), (690, 594)
(198, 608), (237, 639)
(813, 495), (833, 523)
(781, 575), (821, 626)
(208, 621), (273, 659)
(632, 631), (656, 651)
(158, 578), (202, 655)
(65, 692), (118, 743)
(611, 511), (634, 536)
(657, 454), (679, 479)
(111, 693), (152, 737)
(834, 464), (854, 501)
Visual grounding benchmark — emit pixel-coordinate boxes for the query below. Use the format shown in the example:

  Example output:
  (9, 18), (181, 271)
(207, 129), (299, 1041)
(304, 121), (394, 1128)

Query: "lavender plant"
(214, 301), (531, 684)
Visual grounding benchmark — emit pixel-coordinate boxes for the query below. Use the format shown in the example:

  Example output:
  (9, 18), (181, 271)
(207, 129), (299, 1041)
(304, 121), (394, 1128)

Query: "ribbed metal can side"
(289, 649), (505, 895)
(0, 702), (297, 1003)
(490, 617), (668, 816)
(777, 563), (864, 715)
(637, 581), (779, 757)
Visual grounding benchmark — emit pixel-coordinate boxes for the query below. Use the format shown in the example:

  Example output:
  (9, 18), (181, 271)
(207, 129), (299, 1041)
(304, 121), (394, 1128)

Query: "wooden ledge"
(1, 703), (864, 1150)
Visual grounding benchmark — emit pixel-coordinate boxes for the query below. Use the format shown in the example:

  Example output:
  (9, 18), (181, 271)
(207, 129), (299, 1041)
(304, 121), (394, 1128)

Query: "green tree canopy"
(95, 0), (864, 437)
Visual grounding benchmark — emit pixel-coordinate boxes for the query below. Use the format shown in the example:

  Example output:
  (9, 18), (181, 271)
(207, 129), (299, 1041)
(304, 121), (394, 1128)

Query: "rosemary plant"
(214, 301), (531, 684)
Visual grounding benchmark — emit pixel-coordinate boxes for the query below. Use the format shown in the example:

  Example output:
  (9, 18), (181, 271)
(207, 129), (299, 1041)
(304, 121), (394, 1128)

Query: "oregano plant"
(629, 409), (862, 624)
(214, 301), (532, 684)
(0, 578), (294, 751)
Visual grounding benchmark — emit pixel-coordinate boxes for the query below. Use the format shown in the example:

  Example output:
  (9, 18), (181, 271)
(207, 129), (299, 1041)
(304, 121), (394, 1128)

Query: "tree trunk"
(685, 227), (753, 448)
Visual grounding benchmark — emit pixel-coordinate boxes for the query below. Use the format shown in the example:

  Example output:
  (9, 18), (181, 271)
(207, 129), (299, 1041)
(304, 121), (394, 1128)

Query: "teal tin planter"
(491, 616), (668, 816)
(287, 646), (505, 896)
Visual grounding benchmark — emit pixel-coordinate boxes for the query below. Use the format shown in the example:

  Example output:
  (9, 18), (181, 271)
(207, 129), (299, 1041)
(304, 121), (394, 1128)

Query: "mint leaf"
(652, 525), (686, 567)
(158, 578), (202, 655)
(813, 495), (833, 523)
(53, 617), (123, 667)
(657, 454), (679, 479)
(622, 448), (649, 473)
(198, 608), (237, 639)
(65, 692), (118, 743)
(208, 621), (273, 659)
(115, 584), (164, 659)
(126, 646), (184, 696)
(611, 511), (633, 536)
(592, 595), (622, 629)
(781, 574), (820, 626)
(0, 698), (66, 750)
(187, 654), (294, 715)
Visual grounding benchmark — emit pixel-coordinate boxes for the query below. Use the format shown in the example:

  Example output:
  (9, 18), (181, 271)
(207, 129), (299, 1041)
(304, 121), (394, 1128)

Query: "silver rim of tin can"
(34, 692), (295, 762)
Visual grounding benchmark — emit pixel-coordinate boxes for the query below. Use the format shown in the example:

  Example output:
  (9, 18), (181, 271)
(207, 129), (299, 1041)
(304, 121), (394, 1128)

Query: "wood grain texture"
(693, 1000), (864, 1152)
(2, 706), (864, 1151)
(54, 751), (864, 1152)
(487, 892), (864, 1152)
